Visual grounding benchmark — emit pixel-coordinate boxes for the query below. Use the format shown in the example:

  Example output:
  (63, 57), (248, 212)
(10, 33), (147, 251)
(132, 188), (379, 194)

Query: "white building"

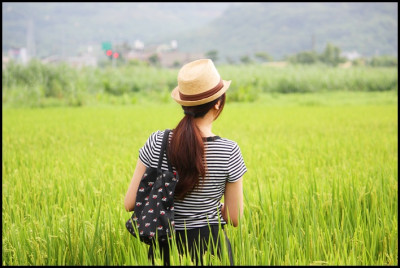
(341, 50), (362, 61)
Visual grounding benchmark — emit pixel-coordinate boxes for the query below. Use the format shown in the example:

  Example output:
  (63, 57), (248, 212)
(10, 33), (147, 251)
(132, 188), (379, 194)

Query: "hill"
(161, 2), (398, 61)
(2, 2), (230, 57)
(2, 2), (397, 61)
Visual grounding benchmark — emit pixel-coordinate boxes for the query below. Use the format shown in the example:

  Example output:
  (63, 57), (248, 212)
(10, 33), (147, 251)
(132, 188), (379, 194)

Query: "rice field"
(2, 91), (398, 265)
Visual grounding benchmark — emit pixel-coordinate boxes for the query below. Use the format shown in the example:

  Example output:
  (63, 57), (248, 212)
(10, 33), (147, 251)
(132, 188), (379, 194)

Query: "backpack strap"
(157, 129), (173, 172)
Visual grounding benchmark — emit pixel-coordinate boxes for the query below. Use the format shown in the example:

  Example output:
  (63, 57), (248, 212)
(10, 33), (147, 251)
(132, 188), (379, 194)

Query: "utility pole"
(61, 31), (66, 60)
(311, 33), (316, 52)
(112, 38), (116, 68)
(27, 19), (36, 60)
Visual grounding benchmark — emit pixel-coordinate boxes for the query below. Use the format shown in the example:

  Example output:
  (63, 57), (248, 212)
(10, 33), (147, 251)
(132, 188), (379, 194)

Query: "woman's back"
(138, 130), (247, 230)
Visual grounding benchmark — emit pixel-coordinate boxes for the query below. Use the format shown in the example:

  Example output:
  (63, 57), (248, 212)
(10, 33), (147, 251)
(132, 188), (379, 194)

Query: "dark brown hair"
(168, 93), (226, 199)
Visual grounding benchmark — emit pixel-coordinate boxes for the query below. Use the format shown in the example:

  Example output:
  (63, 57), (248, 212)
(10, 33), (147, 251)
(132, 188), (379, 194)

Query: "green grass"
(2, 91), (398, 265)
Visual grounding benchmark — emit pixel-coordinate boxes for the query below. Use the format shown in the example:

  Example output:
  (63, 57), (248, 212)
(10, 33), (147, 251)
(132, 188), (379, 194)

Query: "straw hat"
(171, 59), (231, 106)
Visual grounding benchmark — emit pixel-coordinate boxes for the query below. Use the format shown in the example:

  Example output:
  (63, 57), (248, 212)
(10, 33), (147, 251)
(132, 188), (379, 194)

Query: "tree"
(286, 43), (346, 66)
(148, 53), (160, 66)
(254, 52), (273, 62)
(287, 51), (319, 64)
(205, 50), (219, 62)
(240, 55), (253, 64)
(369, 55), (398, 67)
(115, 41), (132, 64)
(319, 43), (346, 67)
(172, 60), (181, 68)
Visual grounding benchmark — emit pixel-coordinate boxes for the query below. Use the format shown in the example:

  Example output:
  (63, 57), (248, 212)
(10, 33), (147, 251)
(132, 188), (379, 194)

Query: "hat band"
(179, 79), (224, 101)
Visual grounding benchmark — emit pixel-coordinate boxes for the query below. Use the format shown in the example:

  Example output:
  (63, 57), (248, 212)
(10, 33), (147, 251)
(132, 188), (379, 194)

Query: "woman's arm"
(222, 177), (243, 227)
(124, 159), (147, 211)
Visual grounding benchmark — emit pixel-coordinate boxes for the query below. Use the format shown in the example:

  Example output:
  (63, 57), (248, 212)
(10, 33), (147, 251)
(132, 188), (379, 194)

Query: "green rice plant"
(2, 91), (398, 265)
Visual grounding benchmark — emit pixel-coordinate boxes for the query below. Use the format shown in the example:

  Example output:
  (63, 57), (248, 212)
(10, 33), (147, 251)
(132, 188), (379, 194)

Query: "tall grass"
(2, 60), (398, 107)
(2, 92), (397, 265)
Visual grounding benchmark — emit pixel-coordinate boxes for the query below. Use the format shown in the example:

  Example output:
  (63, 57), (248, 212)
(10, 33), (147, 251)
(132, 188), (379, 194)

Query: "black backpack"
(126, 129), (179, 245)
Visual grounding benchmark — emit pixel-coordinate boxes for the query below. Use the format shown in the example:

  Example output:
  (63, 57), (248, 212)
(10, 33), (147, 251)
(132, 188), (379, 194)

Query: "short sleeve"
(227, 142), (247, 183)
(138, 131), (159, 168)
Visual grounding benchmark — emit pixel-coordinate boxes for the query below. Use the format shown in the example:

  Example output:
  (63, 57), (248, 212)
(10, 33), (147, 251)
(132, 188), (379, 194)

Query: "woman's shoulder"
(146, 129), (165, 140)
(211, 136), (241, 151)
(145, 129), (172, 144)
(151, 129), (165, 137)
(216, 137), (237, 145)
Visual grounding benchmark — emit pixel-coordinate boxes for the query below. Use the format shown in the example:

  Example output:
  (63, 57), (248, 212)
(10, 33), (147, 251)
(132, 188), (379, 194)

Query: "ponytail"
(168, 94), (226, 199)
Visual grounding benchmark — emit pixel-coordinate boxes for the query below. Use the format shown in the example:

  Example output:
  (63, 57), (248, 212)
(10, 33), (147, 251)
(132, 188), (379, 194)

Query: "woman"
(124, 59), (247, 265)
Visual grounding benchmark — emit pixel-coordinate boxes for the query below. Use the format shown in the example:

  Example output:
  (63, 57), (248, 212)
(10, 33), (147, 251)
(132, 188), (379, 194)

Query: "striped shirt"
(138, 130), (247, 230)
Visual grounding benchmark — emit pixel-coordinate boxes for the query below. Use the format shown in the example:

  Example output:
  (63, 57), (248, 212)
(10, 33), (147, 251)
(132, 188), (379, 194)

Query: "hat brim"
(171, 80), (231, 106)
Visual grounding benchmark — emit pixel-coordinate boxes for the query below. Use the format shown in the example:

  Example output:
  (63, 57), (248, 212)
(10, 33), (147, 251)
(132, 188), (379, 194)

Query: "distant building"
(170, 40), (178, 50)
(157, 44), (171, 53)
(41, 54), (97, 68)
(341, 50), (362, 61)
(339, 61), (353, 68)
(6, 47), (29, 64)
(41, 55), (64, 64)
(126, 50), (155, 62)
(133, 40), (144, 50)
(2, 55), (10, 70)
(66, 54), (97, 68)
(126, 44), (204, 68)
(262, 61), (287, 67)
(159, 51), (205, 68)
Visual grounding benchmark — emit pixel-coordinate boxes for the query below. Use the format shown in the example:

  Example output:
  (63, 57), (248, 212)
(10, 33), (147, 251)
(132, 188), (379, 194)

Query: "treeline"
(2, 59), (398, 107)
(206, 43), (398, 67)
(286, 43), (398, 67)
